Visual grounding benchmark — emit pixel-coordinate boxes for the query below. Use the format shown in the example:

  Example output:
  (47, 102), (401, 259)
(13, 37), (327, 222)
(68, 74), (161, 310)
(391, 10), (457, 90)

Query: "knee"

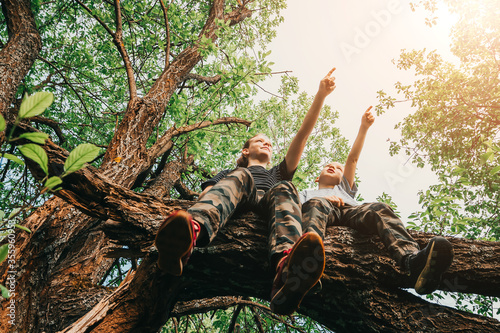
(273, 180), (298, 197)
(302, 197), (329, 213)
(227, 168), (254, 184)
(367, 202), (394, 213)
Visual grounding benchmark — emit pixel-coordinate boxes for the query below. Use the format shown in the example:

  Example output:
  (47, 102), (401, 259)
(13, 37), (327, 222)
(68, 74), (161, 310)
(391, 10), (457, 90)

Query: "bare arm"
(198, 185), (213, 200)
(285, 67), (337, 175)
(343, 106), (374, 189)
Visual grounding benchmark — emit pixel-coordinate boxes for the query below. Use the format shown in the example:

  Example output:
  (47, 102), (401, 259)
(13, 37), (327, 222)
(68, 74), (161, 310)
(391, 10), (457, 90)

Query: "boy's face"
(315, 162), (344, 187)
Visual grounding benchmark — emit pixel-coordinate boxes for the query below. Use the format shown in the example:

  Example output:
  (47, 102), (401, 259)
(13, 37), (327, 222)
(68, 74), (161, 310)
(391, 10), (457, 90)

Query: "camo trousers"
(188, 168), (303, 258)
(301, 197), (420, 267)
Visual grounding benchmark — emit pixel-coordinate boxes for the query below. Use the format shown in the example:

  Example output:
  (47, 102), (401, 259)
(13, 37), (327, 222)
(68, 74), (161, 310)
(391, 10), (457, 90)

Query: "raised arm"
(284, 67), (337, 175)
(343, 106), (374, 189)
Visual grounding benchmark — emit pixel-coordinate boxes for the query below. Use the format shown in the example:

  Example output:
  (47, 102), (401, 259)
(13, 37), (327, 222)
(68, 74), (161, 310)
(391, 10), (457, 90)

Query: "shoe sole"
(414, 237), (454, 295)
(271, 233), (325, 315)
(154, 211), (193, 276)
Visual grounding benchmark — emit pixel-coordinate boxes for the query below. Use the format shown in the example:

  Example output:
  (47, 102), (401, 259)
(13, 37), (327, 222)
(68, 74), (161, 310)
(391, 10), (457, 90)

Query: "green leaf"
(15, 224), (31, 233)
(64, 143), (100, 174)
(2, 153), (24, 166)
(0, 113), (5, 132)
(0, 210), (4, 221)
(480, 151), (494, 164)
(0, 284), (9, 299)
(18, 91), (54, 119)
(18, 144), (48, 175)
(0, 244), (8, 263)
(18, 132), (49, 145)
(8, 208), (21, 220)
(44, 176), (62, 190)
(490, 165), (500, 176)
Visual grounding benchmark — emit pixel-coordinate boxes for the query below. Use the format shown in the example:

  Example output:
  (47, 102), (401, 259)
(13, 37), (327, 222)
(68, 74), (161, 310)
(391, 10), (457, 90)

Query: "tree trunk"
(0, 0), (41, 144)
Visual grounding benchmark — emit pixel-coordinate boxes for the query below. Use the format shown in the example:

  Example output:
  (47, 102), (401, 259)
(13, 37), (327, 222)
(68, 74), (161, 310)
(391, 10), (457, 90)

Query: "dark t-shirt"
(201, 159), (294, 192)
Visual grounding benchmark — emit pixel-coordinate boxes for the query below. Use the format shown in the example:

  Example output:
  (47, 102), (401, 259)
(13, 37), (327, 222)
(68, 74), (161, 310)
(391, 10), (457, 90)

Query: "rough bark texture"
(56, 211), (500, 333)
(0, 0), (42, 145)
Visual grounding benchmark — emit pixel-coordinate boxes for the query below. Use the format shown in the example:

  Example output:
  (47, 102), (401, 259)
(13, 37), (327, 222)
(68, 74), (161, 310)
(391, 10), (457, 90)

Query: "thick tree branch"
(198, 0), (224, 41)
(185, 73), (222, 84)
(159, 0), (171, 70)
(30, 115), (66, 144)
(149, 116), (251, 160)
(58, 214), (500, 333)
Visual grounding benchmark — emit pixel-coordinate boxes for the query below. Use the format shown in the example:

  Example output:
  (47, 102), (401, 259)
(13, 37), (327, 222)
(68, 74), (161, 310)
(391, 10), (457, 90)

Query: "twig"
(37, 55), (92, 120)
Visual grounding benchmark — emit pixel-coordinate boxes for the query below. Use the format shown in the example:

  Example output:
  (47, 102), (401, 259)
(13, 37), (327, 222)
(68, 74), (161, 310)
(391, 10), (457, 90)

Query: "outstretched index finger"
(325, 67), (336, 78)
(365, 105), (373, 113)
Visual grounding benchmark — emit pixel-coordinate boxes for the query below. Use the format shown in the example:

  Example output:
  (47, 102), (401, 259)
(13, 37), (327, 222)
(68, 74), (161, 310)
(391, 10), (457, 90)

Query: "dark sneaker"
(407, 236), (454, 295)
(154, 210), (200, 276)
(270, 232), (325, 315)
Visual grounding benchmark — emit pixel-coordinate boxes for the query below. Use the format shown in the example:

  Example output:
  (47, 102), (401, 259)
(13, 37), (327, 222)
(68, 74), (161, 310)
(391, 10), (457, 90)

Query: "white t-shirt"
(299, 176), (359, 206)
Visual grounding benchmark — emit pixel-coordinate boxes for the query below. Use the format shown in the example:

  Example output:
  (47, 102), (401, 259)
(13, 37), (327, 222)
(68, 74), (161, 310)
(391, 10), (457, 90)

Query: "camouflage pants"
(188, 168), (302, 258)
(301, 197), (420, 266)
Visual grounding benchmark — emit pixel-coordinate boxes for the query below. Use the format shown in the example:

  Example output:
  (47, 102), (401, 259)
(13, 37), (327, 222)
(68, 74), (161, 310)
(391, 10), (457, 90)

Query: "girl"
(155, 67), (337, 315)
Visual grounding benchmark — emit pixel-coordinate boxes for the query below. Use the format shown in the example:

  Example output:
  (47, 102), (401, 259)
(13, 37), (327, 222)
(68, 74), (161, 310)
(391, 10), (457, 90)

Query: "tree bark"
(0, 0), (41, 145)
(57, 211), (500, 333)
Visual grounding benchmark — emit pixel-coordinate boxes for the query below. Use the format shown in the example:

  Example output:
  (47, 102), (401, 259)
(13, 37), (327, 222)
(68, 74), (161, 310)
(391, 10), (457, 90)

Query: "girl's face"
(243, 134), (273, 162)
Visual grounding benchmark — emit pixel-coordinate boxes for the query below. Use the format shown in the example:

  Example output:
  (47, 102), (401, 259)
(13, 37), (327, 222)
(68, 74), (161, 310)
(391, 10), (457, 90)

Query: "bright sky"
(262, 0), (458, 221)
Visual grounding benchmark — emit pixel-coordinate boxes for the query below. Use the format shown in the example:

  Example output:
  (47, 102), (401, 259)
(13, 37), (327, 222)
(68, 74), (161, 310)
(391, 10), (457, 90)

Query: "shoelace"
(275, 248), (293, 273)
(192, 219), (200, 247)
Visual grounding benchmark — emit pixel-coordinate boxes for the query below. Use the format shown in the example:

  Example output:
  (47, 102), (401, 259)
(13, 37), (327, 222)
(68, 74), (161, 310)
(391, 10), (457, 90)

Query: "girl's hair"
(236, 134), (264, 168)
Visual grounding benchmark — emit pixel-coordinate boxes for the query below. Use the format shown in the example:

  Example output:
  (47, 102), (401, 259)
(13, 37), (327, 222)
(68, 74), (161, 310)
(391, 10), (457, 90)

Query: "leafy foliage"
(378, 0), (499, 240)
(379, 0), (500, 317)
(1, 91), (101, 212)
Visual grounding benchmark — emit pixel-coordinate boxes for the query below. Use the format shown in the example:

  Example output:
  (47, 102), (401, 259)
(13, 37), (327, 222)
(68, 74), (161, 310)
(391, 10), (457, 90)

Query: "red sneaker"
(154, 210), (200, 276)
(270, 232), (325, 315)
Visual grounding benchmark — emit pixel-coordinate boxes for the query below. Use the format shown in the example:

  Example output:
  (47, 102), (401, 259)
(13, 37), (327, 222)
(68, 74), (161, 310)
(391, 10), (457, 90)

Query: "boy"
(299, 107), (454, 295)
